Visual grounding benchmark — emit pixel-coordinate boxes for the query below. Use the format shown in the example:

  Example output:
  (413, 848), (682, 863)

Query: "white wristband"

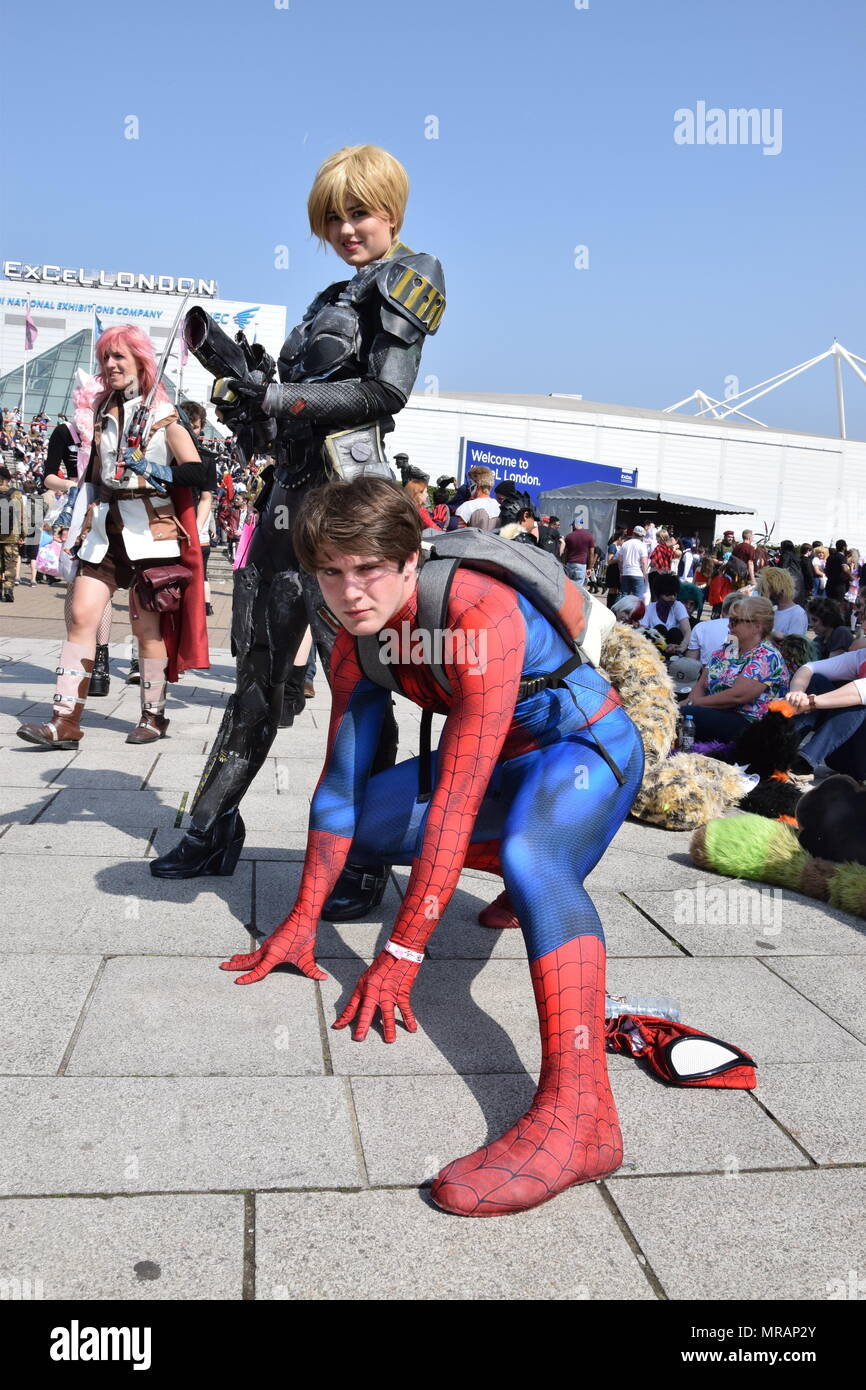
(385, 939), (424, 965)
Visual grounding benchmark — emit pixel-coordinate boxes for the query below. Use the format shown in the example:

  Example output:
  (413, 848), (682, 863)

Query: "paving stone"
(0, 955), (99, 1073)
(0, 824), (154, 858)
(0, 855), (252, 954)
(765, 956), (866, 1043)
(66, 956), (325, 1076)
(586, 851), (708, 892)
(0, 786), (58, 824)
(48, 749), (161, 790)
(327, 955), (866, 1075)
(0, 1077), (361, 1193)
(605, 958), (866, 1064)
(0, 746), (76, 787)
(321, 958), (540, 1075)
(754, 1061), (866, 1165)
(609, 1169), (865, 1300)
(632, 887), (866, 957)
(38, 788), (182, 827)
(0, 705), (52, 731)
(273, 761), (326, 797)
(610, 820), (697, 859)
(609, 1067), (805, 1177)
(255, 1187), (654, 1301)
(0, 1195), (244, 1300)
(2, 638), (864, 1301)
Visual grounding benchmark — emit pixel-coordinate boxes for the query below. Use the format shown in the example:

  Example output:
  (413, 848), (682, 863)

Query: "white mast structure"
(664, 342), (866, 440)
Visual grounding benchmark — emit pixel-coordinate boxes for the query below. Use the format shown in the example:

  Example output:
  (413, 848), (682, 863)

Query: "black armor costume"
(151, 241), (445, 880)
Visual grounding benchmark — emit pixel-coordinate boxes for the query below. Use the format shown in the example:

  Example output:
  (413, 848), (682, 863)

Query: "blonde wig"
(308, 145), (409, 244)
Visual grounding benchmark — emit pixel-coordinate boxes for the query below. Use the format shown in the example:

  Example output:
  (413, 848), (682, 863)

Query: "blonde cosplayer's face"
(326, 201), (396, 266)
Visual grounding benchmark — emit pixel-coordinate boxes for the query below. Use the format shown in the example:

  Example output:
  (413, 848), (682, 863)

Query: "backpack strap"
(416, 555), (461, 697)
(355, 632), (402, 694)
(418, 708), (434, 803)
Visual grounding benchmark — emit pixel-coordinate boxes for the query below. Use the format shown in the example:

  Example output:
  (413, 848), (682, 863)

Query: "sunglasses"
(727, 617), (755, 627)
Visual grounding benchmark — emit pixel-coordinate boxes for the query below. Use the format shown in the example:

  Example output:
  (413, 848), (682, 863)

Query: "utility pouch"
(322, 422), (394, 483)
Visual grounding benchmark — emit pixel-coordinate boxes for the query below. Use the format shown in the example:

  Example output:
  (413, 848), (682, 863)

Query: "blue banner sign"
(462, 439), (637, 504)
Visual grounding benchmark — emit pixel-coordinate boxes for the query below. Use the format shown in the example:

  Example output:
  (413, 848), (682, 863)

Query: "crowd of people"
(598, 521), (866, 783)
(7, 417), (866, 788)
(387, 467), (866, 782)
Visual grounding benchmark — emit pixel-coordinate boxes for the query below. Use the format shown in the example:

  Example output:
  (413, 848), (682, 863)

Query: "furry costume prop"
(735, 700), (804, 822)
(690, 789), (866, 920)
(797, 775), (866, 865)
(599, 625), (749, 829)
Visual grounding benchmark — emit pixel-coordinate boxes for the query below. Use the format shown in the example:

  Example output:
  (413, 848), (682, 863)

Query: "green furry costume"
(691, 815), (866, 919)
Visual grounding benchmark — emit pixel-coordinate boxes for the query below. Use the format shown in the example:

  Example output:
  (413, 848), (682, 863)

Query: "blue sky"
(3, 0), (865, 437)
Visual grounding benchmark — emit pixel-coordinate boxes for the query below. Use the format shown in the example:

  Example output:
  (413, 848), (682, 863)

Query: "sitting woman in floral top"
(680, 594), (789, 740)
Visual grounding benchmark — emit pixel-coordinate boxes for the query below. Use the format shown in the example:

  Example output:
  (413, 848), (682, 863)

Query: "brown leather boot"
(126, 711), (170, 744)
(127, 657), (169, 743)
(18, 710), (85, 749)
(17, 645), (93, 749)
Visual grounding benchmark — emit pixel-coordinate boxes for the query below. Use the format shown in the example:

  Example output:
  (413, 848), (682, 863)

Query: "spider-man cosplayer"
(222, 479), (645, 1217)
(151, 145), (445, 909)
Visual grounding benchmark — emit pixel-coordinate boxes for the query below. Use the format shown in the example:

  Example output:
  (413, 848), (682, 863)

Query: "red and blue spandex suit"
(224, 568), (644, 1216)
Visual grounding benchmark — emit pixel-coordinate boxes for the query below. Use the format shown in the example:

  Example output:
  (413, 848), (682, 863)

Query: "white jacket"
(76, 395), (181, 565)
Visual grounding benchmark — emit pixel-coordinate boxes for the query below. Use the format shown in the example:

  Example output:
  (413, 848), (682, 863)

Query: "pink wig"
(68, 368), (105, 479)
(71, 369), (99, 447)
(95, 324), (168, 404)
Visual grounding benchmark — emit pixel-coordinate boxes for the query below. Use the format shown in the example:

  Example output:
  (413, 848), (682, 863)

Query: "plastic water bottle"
(680, 715), (696, 753)
(605, 994), (681, 1022)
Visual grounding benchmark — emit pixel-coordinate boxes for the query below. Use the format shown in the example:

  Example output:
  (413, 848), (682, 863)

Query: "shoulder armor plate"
(377, 253), (446, 336)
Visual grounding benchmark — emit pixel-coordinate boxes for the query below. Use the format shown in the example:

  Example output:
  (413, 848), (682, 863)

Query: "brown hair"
(292, 477), (421, 572)
(180, 399), (206, 428)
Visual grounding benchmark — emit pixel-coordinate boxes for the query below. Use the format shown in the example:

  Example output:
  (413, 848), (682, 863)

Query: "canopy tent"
(538, 482), (754, 550)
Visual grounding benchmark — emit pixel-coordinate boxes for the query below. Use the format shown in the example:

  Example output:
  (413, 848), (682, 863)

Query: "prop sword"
(115, 291), (192, 480)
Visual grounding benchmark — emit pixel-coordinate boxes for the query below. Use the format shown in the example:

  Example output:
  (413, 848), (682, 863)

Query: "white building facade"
(389, 391), (866, 545)
(0, 260), (286, 427)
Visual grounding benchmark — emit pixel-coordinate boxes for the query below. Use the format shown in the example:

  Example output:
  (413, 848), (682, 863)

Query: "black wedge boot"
(278, 664), (307, 728)
(321, 862), (390, 921)
(89, 643), (111, 697)
(150, 808), (246, 879)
